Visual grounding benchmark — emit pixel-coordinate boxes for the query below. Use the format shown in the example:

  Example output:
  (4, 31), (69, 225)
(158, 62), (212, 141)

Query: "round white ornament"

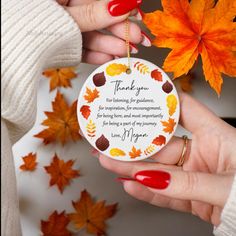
(77, 58), (180, 161)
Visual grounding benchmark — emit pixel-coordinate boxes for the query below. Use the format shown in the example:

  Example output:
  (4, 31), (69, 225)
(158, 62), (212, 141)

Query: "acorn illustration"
(95, 135), (109, 151)
(162, 81), (173, 94)
(93, 72), (106, 87)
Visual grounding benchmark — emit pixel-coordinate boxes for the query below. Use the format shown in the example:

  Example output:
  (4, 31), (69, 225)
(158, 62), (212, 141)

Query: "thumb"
(66, 0), (141, 32)
(134, 170), (233, 207)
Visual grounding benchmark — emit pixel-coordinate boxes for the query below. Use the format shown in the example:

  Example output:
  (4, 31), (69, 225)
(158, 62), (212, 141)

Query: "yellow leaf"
(110, 148), (126, 157)
(106, 63), (128, 76)
(167, 94), (177, 116)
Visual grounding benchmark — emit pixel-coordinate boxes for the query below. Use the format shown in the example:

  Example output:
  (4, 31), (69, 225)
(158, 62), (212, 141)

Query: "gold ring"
(177, 135), (188, 166)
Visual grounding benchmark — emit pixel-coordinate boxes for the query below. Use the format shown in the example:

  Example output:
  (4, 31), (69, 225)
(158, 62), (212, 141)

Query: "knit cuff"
(214, 175), (236, 236)
(2, 0), (82, 143)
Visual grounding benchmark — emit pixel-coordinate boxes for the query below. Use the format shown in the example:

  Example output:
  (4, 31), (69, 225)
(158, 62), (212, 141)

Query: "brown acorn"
(95, 135), (109, 151)
(162, 81), (173, 94)
(93, 72), (106, 87)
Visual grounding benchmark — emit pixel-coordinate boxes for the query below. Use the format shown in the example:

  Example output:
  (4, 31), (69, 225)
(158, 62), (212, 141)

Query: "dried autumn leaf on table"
(34, 91), (81, 145)
(43, 67), (77, 92)
(41, 211), (72, 236)
(68, 190), (118, 236)
(129, 146), (142, 159)
(19, 152), (37, 171)
(161, 118), (176, 134)
(84, 87), (100, 103)
(143, 0), (236, 95)
(44, 154), (80, 193)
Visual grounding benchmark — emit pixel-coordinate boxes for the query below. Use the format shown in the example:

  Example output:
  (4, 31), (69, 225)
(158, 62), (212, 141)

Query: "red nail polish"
(116, 177), (135, 183)
(134, 170), (170, 189)
(108, 0), (142, 17)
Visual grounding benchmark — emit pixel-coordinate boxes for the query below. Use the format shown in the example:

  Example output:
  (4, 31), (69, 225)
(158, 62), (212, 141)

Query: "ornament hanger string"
(125, 19), (131, 74)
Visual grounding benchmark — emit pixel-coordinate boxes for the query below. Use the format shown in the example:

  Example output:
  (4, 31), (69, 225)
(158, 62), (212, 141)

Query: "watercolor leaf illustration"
(152, 135), (166, 146)
(41, 211), (72, 236)
(151, 69), (162, 81)
(86, 119), (96, 138)
(80, 105), (91, 119)
(106, 63), (128, 76)
(68, 190), (118, 236)
(34, 91), (81, 145)
(161, 118), (176, 134)
(44, 154), (80, 193)
(166, 94), (177, 116)
(144, 145), (156, 155)
(43, 67), (77, 92)
(143, 0), (236, 95)
(84, 87), (100, 103)
(110, 148), (126, 157)
(134, 61), (150, 74)
(129, 146), (142, 159)
(19, 152), (37, 172)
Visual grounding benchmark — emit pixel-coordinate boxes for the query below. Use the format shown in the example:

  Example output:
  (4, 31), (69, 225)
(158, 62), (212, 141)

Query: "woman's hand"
(57, 0), (150, 64)
(98, 93), (236, 226)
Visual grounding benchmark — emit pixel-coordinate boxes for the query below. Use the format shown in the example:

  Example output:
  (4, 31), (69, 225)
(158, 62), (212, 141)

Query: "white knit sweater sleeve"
(1, 0), (82, 235)
(214, 175), (236, 236)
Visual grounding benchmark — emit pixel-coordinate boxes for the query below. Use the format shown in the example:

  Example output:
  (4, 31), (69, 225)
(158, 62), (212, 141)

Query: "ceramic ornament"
(77, 57), (180, 161)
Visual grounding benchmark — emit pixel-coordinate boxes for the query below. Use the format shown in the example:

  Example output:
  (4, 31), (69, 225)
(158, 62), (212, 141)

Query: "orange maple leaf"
(129, 146), (142, 159)
(41, 211), (72, 236)
(43, 67), (77, 92)
(161, 118), (176, 134)
(80, 105), (91, 119)
(143, 0), (236, 95)
(44, 154), (80, 193)
(68, 190), (118, 236)
(19, 152), (37, 171)
(34, 91), (81, 145)
(152, 135), (166, 146)
(84, 87), (100, 103)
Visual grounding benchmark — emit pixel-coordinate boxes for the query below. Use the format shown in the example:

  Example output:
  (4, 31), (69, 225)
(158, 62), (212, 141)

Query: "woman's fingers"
(83, 31), (133, 56)
(150, 136), (192, 165)
(66, 0), (141, 32)
(134, 169), (234, 208)
(122, 181), (191, 212)
(99, 155), (180, 177)
(82, 50), (114, 64)
(107, 21), (142, 45)
(179, 93), (229, 133)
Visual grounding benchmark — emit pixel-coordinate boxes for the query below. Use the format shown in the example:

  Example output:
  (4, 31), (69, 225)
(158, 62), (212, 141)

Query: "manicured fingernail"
(130, 43), (138, 54)
(134, 7), (144, 20)
(134, 170), (170, 189)
(108, 0), (142, 17)
(116, 177), (135, 183)
(114, 56), (121, 59)
(141, 31), (152, 47)
(91, 148), (99, 158)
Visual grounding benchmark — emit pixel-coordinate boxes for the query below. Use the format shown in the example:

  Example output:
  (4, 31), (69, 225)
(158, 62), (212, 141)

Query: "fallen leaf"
(143, 0), (236, 95)
(19, 152), (37, 171)
(44, 154), (80, 193)
(68, 190), (118, 236)
(152, 135), (166, 146)
(43, 67), (77, 91)
(151, 69), (162, 81)
(41, 211), (72, 236)
(176, 73), (194, 92)
(110, 148), (126, 157)
(80, 105), (91, 119)
(161, 118), (176, 134)
(129, 146), (142, 159)
(106, 63), (128, 76)
(166, 94), (177, 116)
(84, 87), (100, 103)
(34, 91), (81, 145)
